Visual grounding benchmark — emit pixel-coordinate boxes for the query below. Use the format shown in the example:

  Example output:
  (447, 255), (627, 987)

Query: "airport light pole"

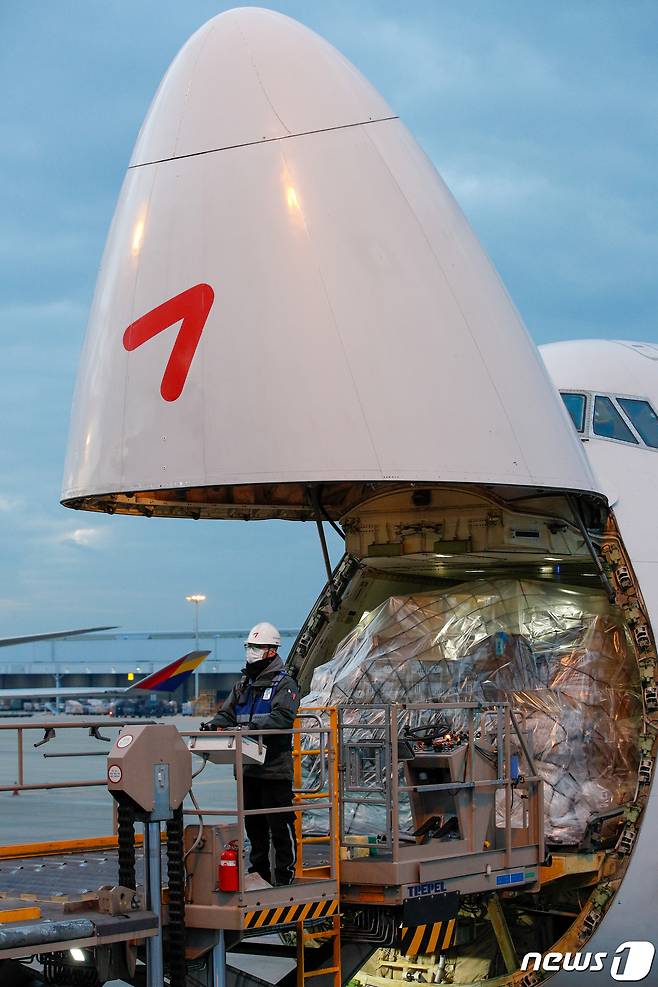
(186, 594), (206, 700)
(51, 640), (62, 715)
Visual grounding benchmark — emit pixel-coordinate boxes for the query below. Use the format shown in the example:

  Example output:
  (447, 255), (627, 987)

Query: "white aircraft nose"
(62, 8), (598, 519)
(131, 8), (394, 166)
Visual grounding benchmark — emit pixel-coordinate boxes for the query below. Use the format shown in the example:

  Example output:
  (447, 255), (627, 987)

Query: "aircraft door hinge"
(634, 624), (652, 651)
(579, 883), (614, 940)
(518, 972), (542, 987)
(616, 825), (638, 855)
(638, 756), (654, 786)
(643, 685), (658, 713)
(613, 564), (634, 592)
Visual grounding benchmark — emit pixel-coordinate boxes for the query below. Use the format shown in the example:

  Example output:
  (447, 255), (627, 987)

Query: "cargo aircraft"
(4, 7), (657, 986)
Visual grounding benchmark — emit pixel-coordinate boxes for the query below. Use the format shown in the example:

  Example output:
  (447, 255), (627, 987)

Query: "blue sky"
(1, 1), (657, 636)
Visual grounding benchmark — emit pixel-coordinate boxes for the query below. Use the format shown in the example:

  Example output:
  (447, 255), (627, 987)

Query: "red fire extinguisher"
(218, 841), (239, 892)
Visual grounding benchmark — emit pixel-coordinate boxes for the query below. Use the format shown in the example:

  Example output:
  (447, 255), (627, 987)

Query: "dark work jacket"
(208, 656), (300, 779)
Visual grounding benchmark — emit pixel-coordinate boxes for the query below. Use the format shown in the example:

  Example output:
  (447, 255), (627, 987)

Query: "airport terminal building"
(0, 628), (298, 710)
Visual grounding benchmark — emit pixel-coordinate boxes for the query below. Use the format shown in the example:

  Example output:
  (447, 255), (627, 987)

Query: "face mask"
(245, 645), (269, 663)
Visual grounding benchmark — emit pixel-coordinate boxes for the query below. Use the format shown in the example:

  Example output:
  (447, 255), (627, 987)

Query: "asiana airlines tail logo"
(521, 941), (655, 981)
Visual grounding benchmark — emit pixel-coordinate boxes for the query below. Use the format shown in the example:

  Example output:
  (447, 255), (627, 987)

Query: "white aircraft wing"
(0, 626), (116, 648)
(0, 686), (123, 700)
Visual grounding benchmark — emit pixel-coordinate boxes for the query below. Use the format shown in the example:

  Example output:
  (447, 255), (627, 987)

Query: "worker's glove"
(200, 721), (215, 732)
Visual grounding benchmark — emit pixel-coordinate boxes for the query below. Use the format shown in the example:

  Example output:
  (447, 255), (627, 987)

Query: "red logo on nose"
(122, 284), (215, 401)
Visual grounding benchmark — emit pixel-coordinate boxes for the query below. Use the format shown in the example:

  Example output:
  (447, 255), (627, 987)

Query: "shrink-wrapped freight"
(304, 579), (640, 843)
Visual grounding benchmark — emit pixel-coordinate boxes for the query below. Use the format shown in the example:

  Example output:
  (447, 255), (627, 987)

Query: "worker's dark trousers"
(243, 777), (297, 886)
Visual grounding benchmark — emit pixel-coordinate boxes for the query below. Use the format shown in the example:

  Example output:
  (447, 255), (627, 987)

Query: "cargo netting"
(303, 578), (641, 844)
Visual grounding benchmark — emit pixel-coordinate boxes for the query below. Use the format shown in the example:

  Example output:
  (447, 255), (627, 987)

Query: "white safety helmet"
(246, 622), (281, 648)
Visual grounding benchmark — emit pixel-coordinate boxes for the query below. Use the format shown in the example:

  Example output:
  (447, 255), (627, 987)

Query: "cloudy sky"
(1, 1), (657, 637)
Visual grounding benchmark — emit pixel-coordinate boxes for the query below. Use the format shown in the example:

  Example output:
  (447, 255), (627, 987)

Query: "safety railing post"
(468, 707), (475, 854)
(504, 705), (512, 868)
(12, 728), (24, 797)
(327, 707), (339, 881)
(293, 722), (304, 879)
(211, 929), (226, 987)
(390, 704), (399, 862)
(235, 731), (246, 893)
(144, 820), (164, 987)
(337, 707), (345, 848)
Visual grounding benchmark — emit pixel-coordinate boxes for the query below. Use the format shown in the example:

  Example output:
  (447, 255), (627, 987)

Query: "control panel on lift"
(188, 732), (266, 766)
(399, 721), (498, 845)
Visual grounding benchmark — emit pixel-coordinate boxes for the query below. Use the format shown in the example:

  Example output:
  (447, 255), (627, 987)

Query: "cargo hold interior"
(286, 484), (646, 984)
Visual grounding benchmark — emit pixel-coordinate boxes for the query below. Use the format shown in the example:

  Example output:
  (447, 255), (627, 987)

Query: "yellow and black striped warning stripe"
(400, 918), (456, 957)
(244, 897), (339, 930)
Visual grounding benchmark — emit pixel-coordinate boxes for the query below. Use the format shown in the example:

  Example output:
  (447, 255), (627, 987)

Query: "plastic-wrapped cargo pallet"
(303, 579), (641, 844)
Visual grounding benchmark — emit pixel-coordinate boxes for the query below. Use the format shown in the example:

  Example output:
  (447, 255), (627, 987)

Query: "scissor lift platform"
(185, 876), (340, 932)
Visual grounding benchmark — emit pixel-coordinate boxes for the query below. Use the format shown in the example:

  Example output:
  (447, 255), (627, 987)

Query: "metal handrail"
(0, 714), (340, 879)
(0, 718), (153, 798)
(0, 718), (153, 730)
(338, 701), (544, 864)
(293, 710), (327, 794)
(0, 718), (161, 850)
(294, 706), (340, 879)
(184, 710), (340, 891)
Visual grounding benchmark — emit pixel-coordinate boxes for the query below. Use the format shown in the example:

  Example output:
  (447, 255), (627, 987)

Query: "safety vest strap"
(235, 671), (289, 721)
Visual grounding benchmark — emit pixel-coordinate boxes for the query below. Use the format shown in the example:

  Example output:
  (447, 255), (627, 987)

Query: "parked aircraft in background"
(0, 626), (115, 648)
(0, 650), (210, 703)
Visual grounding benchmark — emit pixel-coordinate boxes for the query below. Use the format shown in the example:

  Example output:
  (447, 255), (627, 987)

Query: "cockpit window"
(560, 392), (586, 432)
(593, 396), (638, 444)
(617, 398), (658, 448)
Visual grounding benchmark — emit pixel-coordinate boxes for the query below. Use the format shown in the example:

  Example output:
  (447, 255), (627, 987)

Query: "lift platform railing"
(183, 716), (343, 987)
(0, 718), (153, 853)
(183, 714), (340, 895)
(293, 707), (340, 882)
(336, 702), (545, 897)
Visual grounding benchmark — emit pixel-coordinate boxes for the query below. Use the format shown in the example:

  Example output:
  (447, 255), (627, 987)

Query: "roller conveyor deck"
(0, 847), (160, 899)
(0, 848), (159, 961)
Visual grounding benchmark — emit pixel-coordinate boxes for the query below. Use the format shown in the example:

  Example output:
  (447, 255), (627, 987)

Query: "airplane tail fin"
(127, 650), (211, 693)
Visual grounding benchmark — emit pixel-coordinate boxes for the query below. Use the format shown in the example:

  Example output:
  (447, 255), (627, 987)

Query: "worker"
(204, 622), (300, 886)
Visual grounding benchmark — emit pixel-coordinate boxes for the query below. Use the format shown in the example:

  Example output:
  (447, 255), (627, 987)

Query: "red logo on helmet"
(123, 284), (215, 401)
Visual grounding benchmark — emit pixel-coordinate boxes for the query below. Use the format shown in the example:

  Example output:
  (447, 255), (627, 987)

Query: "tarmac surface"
(0, 714), (236, 844)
